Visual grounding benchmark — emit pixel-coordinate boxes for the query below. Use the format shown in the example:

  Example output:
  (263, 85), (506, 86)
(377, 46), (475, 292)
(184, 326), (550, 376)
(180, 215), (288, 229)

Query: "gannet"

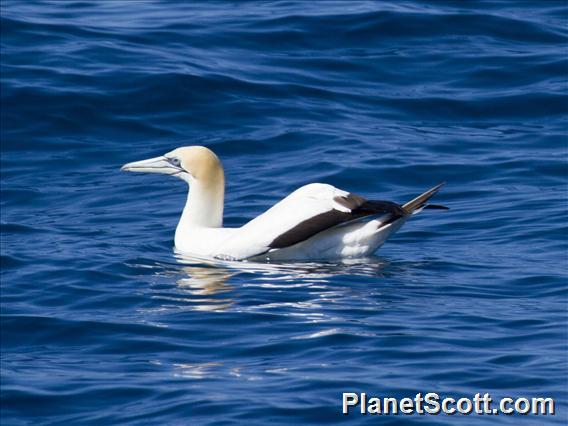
(121, 146), (447, 261)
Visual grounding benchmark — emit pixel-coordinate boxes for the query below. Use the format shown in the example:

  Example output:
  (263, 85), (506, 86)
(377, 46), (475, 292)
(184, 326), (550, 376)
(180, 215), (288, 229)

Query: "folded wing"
(217, 183), (406, 260)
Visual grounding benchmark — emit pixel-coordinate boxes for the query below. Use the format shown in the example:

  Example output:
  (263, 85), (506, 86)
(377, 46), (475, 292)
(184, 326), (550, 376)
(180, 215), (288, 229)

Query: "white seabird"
(121, 146), (447, 261)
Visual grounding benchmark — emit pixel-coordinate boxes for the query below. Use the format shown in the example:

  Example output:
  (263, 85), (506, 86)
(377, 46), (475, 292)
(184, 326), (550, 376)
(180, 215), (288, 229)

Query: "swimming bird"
(121, 146), (447, 261)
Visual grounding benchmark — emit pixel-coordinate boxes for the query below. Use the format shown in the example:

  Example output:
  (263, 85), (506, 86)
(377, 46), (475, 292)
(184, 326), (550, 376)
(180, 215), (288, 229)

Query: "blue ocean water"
(1, 0), (567, 424)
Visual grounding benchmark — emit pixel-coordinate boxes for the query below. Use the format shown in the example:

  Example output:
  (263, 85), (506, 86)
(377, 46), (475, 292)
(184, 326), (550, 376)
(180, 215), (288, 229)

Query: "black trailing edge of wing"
(268, 194), (408, 249)
(268, 183), (447, 251)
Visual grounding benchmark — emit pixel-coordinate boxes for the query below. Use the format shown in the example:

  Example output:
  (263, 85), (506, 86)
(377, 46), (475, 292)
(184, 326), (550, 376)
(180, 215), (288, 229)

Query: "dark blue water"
(1, 1), (567, 424)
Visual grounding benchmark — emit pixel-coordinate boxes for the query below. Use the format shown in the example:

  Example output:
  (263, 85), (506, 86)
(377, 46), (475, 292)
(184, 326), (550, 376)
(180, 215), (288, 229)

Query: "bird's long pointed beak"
(121, 156), (180, 175)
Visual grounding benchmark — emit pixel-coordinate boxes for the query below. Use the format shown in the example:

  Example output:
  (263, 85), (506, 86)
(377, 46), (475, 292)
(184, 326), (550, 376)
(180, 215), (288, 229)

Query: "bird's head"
(121, 146), (224, 185)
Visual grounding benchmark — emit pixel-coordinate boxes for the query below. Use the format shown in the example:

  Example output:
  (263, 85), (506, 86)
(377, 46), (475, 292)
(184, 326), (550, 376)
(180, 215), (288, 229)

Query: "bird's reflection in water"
(170, 251), (395, 312)
(174, 251), (392, 280)
(177, 265), (235, 295)
(174, 264), (235, 311)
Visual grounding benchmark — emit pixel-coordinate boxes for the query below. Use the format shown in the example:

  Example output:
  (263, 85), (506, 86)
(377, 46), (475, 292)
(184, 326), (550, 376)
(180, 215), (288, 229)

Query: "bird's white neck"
(175, 175), (224, 239)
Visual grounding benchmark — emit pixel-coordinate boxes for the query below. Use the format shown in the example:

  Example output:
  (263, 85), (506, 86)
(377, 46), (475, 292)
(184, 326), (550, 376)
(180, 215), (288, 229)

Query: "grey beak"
(121, 156), (180, 175)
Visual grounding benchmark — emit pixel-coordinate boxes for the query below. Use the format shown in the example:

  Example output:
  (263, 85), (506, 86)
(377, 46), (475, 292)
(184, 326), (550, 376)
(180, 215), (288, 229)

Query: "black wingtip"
(424, 204), (449, 210)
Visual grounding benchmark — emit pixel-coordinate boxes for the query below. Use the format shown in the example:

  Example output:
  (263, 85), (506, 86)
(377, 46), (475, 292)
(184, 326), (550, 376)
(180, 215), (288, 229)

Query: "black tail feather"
(403, 182), (446, 213)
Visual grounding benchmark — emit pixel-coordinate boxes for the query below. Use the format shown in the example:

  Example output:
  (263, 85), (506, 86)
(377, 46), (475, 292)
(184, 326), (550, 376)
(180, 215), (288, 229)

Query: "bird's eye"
(170, 157), (181, 167)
